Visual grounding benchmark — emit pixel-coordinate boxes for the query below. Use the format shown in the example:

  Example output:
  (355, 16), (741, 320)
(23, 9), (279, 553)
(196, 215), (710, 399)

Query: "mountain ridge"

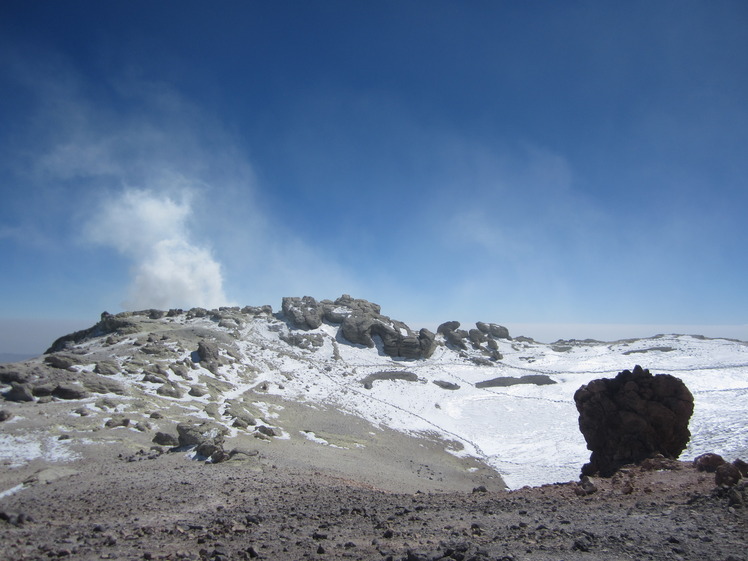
(2, 294), (748, 491)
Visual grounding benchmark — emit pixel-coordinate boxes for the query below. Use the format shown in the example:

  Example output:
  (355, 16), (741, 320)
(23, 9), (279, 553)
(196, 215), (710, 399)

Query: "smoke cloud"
(85, 188), (230, 310)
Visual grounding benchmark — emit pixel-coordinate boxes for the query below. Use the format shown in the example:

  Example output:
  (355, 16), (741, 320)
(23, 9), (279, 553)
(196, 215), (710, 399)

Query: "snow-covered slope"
(2, 301), (747, 489)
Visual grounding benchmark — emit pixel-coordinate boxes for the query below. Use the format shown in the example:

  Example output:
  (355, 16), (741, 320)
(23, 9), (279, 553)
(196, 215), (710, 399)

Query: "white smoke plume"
(85, 188), (230, 311)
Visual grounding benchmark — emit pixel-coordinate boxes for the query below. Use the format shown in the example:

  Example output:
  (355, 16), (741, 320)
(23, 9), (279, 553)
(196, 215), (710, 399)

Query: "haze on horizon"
(1, 2), (747, 357)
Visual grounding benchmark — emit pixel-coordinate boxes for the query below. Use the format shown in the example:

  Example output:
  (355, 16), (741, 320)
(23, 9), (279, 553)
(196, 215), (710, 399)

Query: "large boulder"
(281, 296), (324, 330)
(477, 322), (511, 340)
(176, 421), (227, 447)
(324, 295), (434, 359)
(43, 354), (79, 370)
(3, 382), (34, 402)
(194, 339), (230, 375)
(574, 365), (694, 477)
(52, 383), (89, 400)
(280, 294), (436, 359)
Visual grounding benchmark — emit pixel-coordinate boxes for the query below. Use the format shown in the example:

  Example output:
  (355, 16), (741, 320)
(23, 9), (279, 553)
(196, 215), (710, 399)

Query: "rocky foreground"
(0, 446), (746, 561)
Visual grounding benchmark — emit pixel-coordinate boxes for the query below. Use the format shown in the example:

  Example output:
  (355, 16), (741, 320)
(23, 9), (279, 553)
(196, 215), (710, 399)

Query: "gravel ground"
(1, 446), (746, 561)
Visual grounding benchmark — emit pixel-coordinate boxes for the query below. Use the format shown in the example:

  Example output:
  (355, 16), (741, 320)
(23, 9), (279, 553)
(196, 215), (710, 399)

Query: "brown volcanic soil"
(1, 446), (746, 561)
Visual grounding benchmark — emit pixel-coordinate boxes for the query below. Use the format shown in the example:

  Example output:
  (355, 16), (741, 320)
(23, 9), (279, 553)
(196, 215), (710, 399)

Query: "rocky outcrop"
(175, 420), (230, 462)
(43, 355), (79, 369)
(280, 332), (324, 350)
(177, 420), (227, 447)
(94, 361), (119, 376)
(281, 295), (437, 359)
(437, 321), (504, 361)
(433, 380), (460, 390)
(45, 312), (141, 353)
(51, 383), (89, 400)
(574, 365), (694, 477)
(475, 374), (556, 388)
(3, 382), (34, 402)
(194, 340), (230, 375)
(152, 431), (179, 446)
(281, 296), (325, 330)
(694, 453), (746, 487)
(360, 371), (419, 389)
(476, 322), (511, 340)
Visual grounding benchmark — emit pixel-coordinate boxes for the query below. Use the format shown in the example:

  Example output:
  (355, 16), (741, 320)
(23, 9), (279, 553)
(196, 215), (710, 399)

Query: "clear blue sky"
(1, 1), (747, 353)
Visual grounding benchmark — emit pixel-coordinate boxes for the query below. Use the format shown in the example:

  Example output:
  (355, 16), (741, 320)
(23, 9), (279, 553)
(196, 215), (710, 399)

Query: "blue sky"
(1, 1), (747, 354)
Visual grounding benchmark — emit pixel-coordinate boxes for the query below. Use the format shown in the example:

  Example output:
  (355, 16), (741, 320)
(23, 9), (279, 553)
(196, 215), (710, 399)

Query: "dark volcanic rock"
(433, 380), (460, 390)
(734, 458), (748, 478)
(361, 371), (419, 389)
(45, 311), (140, 353)
(0, 367), (30, 384)
(52, 383), (89, 400)
(194, 340), (228, 375)
(81, 375), (126, 395)
(43, 354), (79, 369)
(156, 381), (184, 399)
(3, 382), (35, 402)
(282, 296), (324, 330)
(105, 416), (130, 428)
(152, 432), (179, 446)
(437, 321), (461, 334)
(475, 321), (512, 340)
(177, 421), (227, 448)
(94, 361), (120, 376)
(694, 453), (726, 473)
(475, 374), (556, 388)
(715, 462), (742, 487)
(445, 329), (469, 351)
(280, 331), (324, 350)
(574, 365), (694, 477)
(331, 295), (435, 359)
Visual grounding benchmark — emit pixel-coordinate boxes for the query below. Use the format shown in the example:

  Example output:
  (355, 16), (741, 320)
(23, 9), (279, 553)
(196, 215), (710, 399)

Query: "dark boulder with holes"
(574, 365), (694, 477)
(694, 452), (726, 472)
(715, 462), (742, 487)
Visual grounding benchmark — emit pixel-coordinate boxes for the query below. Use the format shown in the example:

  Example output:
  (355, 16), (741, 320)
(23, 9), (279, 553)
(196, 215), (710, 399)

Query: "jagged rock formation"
(437, 320), (505, 362)
(574, 365), (694, 477)
(281, 295), (438, 359)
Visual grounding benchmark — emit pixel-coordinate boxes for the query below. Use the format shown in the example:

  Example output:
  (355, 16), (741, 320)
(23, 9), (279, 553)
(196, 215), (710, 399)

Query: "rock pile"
(281, 295), (437, 359)
(437, 320), (506, 363)
(694, 452), (747, 488)
(280, 294), (512, 361)
(574, 365), (694, 477)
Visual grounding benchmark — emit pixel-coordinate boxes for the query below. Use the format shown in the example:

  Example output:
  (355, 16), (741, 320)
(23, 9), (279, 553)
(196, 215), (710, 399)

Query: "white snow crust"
(221, 320), (748, 489)
(6, 310), (747, 490)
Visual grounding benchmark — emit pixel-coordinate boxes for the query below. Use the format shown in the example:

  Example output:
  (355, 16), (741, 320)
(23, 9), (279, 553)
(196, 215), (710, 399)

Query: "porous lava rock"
(694, 452), (726, 472)
(715, 462), (742, 487)
(574, 365), (694, 477)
